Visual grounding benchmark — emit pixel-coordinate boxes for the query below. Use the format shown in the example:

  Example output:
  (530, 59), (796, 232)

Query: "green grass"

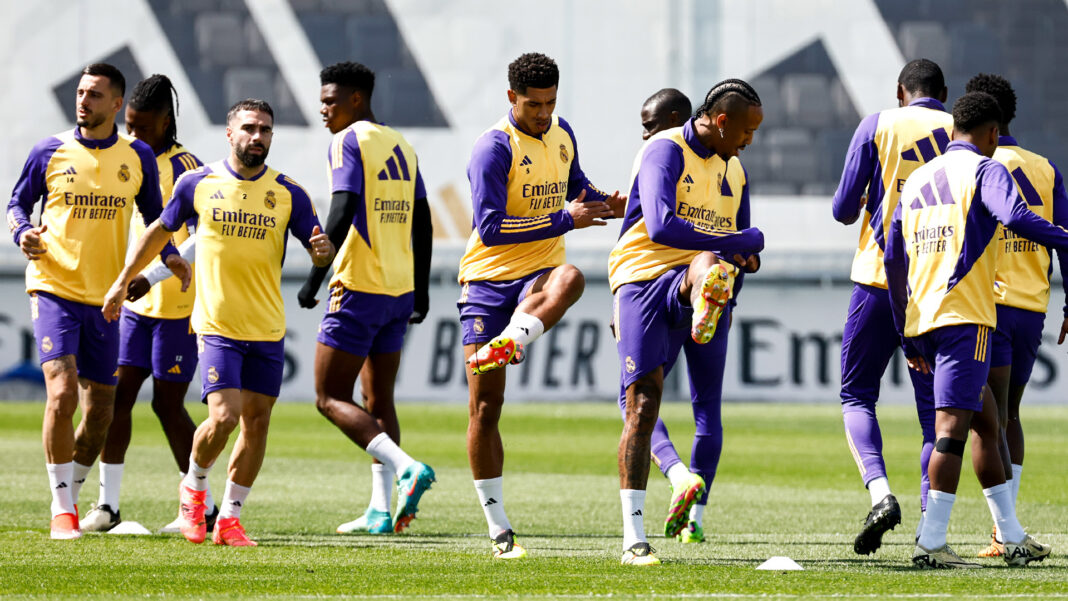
(1, 400), (1067, 599)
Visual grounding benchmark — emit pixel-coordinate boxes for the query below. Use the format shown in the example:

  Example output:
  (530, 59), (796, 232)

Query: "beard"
(235, 142), (268, 168)
(76, 112), (106, 130)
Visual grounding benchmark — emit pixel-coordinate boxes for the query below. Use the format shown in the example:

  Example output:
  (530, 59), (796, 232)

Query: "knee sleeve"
(934, 437), (965, 457)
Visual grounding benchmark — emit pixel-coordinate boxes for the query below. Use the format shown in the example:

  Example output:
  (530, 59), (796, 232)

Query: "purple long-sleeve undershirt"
(635, 139), (764, 255)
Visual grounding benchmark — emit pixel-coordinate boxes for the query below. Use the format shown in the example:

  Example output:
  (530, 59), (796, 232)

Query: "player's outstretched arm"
(984, 160), (1068, 251)
(103, 220), (179, 321)
(832, 113), (878, 225)
(128, 234), (197, 302)
(566, 189), (614, 229)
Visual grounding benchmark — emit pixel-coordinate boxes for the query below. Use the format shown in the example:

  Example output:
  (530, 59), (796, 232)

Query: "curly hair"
(898, 59), (944, 98)
(129, 74), (180, 145)
(694, 79), (761, 118)
(508, 53), (559, 94)
(965, 73), (1016, 125)
(320, 61), (375, 97)
(952, 92), (1002, 133)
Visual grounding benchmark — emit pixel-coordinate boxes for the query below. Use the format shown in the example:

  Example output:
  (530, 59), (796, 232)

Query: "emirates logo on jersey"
(264, 190), (276, 210)
(117, 163), (130, 183)
(559, 144), (568, 163)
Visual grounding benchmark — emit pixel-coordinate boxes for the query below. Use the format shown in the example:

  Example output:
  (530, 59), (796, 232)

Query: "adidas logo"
(232, 501), (242, 507)
(376, 144), (412, 181)
(631, 509), (642, 516)
(167, 364), (182, 375)
(682, 174), (695, 184)
(64, 166), (77, 176)
(55, 482), (68, 489)
(74, 478), (85, 484)
(520, 155), (533, 166)
(519, 327), (529, 335)
(196, 475), (206, 480)
(483, 497), (498, 506)
(210, 190), (225, 200)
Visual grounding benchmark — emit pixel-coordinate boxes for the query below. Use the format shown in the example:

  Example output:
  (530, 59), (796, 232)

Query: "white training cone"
(756, 556), (803, 570)
(107, 521), (152, 535)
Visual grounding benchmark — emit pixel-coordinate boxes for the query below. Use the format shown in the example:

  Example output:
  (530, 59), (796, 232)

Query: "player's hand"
(606, 190), (627, 219)
(410, 292), (429, 324)
(297, 280), (318, 309)
(567, 191), (614, 229)
(165, 254), (192, 292)
(906, 355), (930, 375)
(1058, 316), (1068, 344)
(19, 224), (47, 261)
(308, 225), (334, 267)
(101, 277), (128, 322)
(732, 253), (760, 273)
(125, 275), (150, 302)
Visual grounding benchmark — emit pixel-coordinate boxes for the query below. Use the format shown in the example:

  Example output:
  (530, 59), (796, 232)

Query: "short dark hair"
(898, 59), (945, 98)
(320, 61), (375, 97)
(965, 73), (1016, 126)
(508, 53), (559, 94)
(227, 98), (274, 124)
(952, 92), (1002, 133)
(695, 79), (761, 118)
(82, 63), (125, 97)
(129, 74), (180, 144)
(644, 88), (692, 119)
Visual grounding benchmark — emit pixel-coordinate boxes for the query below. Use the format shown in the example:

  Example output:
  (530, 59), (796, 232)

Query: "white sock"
(499, 311), (545, 347)
(71, 461), (92, 504)
(183, 457), (211, 492)
(46, 462), (75, 517)
(689, 503), (706, 528)
(474, 477), (511, 538)
(917, 490), (955, 550)
(867, 476), (891, 507)
(365, 432), (416, 476)
(984, 482), (1025, 543)
(621, 489), (647, 549)
(915, 511), (925, 540)
(98, 463), (123, 510)
(370, 464), (394, 513)
(1011, 464), (1023, 503)
(665, 463), (691, 489)
(219, 480), (251, 520)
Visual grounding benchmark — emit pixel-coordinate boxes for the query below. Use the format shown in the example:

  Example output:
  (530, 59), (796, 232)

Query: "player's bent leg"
(151, 379), (197, 469)
(314, 343), (382, 447)
(683, 254), (733, 345)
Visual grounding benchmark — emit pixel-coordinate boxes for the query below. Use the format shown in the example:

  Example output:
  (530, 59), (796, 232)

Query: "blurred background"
(1, 0), (1066, 402)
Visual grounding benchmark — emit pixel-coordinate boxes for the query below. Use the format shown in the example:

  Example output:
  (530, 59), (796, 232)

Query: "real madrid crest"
(473, 316), (485, 334)
(207, 366), (219, 383)
(117, 163), (131, 182)
(625, 356), (636, 373)
(559, 144), (569, 163)
(264, 189), (276, 209)
(41, 336), (53, 353)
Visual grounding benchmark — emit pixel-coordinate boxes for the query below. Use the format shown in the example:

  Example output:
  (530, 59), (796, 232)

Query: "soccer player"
(832, 59), (948, 555)
(298, 61), (436, 535)
(459, 52), (622, 559)
(885, 92), (1060, 569)
(962, 74), (1068, 557)
(79, 74), (216, 533)
(609, 79), (765, 565)
(6, 63), (174, 540)
(614, 87), (754, 545)
(102, 99), (334, 547)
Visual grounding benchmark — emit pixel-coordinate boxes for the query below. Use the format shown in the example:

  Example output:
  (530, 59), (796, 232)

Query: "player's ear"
(507, 89), (518, 106)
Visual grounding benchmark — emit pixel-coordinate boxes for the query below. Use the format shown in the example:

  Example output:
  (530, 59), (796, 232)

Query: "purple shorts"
(457, 268), (552, 345)
(318, 286), (413, 357)
(914, 323), (993, 412)
(614, 265), (691, 388)
(991, 304), (1045, 386)
(197, 335), (285, 399)
(30, 291), (119, 385)
(118, 308), (198, 383)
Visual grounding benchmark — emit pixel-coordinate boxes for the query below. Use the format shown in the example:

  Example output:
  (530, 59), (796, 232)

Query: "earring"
(718, 127), (724, 137)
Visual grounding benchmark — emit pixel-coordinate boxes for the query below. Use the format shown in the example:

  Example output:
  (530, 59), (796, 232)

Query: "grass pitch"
(1, 400), (1067, 599)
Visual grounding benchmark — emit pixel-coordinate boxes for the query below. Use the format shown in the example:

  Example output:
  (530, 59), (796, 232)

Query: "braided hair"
(694, 78), (761, 118)
(128, 74), (179, 145)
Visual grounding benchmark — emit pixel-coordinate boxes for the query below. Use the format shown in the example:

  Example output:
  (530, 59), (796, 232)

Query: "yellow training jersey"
(833, 99), (953, 289)
(608, 122), (750, 292)
(159, 160), (320, 342)
(126, 143), (203, 319)
(458, 112), (606, 283)
(991, 137), (1065, 313)
(7, 127), (163, 306)
(327, 120), (425, 296)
